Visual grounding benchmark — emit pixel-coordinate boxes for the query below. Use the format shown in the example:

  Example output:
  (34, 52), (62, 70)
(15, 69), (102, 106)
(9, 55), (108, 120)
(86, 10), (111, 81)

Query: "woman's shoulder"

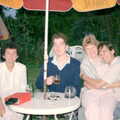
(15, 62), (26, 69)
(116, 56), (120, 62)
(0, 62), (5, 68)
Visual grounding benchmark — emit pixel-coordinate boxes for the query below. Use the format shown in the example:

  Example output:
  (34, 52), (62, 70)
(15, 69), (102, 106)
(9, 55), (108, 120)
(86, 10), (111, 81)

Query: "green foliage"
(27, 63), (40, 90)
(1, 6), (120, 63)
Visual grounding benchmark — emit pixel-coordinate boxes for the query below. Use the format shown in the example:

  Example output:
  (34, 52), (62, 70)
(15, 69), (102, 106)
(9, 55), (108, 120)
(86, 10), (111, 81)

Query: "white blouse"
(101, 56), (120, 84)
(0, 62), (27, 98)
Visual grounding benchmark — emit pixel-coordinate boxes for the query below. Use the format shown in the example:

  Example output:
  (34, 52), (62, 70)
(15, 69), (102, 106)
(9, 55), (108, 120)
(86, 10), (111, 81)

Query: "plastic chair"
(49, 45), (85, 62)
(114, 102), (120, 120)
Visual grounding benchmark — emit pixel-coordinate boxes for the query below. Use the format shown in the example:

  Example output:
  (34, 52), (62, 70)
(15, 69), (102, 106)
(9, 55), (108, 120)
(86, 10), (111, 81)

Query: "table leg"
(54, 115), (59, 120)
(25, 115), (30, 120)
(69, 112), (74, 120)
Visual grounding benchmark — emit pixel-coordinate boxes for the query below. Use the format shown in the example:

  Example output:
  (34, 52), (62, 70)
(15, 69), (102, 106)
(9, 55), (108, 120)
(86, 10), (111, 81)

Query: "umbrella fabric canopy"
(0, 0), (23, 9)
(72, 0), (116, 12)
(0, 0), (118, 11)
(0, 0), (72, 11)
(23, 0), (72, 11)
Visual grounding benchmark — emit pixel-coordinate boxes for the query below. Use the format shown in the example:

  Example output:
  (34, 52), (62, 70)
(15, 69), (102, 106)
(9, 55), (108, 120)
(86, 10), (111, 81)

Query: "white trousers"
(82, 89), (118, 120)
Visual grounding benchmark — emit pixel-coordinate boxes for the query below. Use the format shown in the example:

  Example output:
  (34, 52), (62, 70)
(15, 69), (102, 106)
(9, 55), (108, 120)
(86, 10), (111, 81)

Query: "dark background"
(0, 5), (120, 65)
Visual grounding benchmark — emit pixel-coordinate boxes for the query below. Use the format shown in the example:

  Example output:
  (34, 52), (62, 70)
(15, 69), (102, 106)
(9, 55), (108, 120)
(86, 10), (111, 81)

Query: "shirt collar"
(52, 54), (70, 70)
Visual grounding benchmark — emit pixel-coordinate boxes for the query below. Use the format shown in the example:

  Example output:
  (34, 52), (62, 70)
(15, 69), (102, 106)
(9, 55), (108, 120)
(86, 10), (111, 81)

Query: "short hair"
(98, 42), (116, 56)
(52, 33), (68, 45)
(2, 42), (18, 56)
(82, 34), (99, 49)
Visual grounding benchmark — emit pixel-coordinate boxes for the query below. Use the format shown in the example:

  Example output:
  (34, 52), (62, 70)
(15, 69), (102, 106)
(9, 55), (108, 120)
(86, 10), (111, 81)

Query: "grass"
(27, 63), (40, 90)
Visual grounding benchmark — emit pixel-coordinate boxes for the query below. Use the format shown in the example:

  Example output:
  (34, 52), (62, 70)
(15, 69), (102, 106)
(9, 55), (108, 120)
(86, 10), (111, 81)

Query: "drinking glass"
(54, 74), (61, 85)
(48, 74), (61, 100)
(64, 86), (76, 98)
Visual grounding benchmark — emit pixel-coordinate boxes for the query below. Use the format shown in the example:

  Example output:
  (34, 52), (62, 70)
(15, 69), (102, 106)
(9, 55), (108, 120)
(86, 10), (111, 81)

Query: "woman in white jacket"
(0, 43), (27, 120)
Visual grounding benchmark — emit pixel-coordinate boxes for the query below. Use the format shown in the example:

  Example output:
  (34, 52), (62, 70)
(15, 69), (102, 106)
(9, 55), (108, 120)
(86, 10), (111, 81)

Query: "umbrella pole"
(43, 1), (49, 119)
(43, 0), (49, 99)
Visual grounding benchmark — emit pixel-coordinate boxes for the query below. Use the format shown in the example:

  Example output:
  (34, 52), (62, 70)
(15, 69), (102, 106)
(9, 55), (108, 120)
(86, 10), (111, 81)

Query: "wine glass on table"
(64, 86), (76, 98)
(54, 74), (61, 85)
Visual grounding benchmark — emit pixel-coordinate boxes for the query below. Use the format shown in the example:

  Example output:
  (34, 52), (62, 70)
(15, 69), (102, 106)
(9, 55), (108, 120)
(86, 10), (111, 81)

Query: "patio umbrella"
(0, 0), (72, 95)
(0, 0), (117, 94)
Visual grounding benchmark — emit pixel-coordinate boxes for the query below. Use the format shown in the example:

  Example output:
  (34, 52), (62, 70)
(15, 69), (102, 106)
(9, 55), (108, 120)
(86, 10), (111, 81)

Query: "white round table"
(9, 92), (80, 120)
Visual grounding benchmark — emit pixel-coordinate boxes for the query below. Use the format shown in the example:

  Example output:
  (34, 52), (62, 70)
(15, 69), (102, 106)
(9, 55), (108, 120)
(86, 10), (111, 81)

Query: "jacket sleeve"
(35, 58), (56, 89)
(36, 64), (44, 89)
